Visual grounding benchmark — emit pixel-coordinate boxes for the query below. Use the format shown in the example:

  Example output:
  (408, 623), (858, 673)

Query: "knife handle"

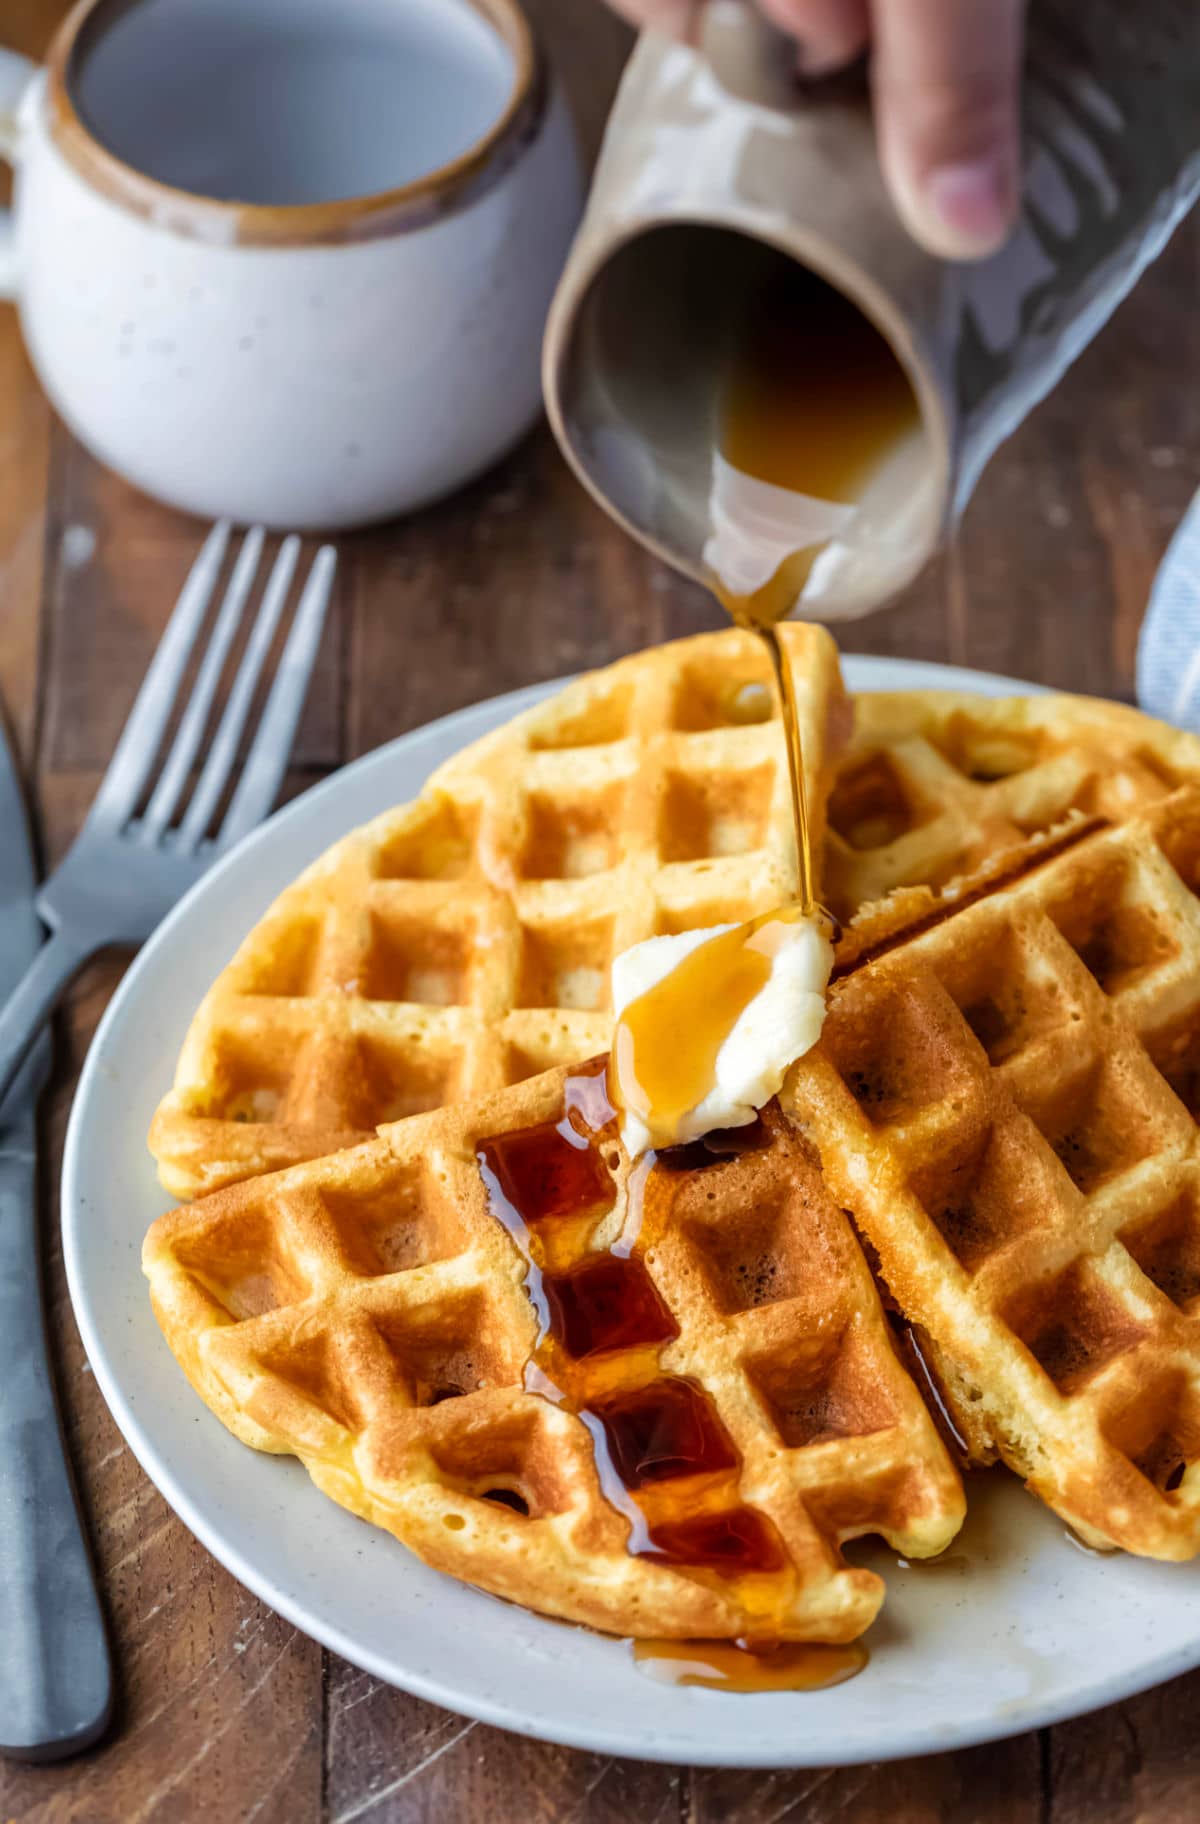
(0, 1070), (113, 1761)
(0, 929), (95, 1115)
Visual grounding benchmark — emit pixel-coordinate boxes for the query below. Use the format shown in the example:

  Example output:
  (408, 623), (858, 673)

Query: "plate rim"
(62, 653), (1200, 1768)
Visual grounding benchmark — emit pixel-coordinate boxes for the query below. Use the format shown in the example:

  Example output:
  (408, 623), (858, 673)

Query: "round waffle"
(149, 625), (848, 1198)
(144, 1063), (965, 1642)
(787, 784), (1200, 1558)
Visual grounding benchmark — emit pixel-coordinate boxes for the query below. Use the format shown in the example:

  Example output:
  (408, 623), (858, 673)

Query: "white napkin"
(1137, 489), (1200, 730)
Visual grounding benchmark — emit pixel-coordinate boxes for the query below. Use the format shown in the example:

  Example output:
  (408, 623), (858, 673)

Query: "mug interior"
(66, 0), (519, 206)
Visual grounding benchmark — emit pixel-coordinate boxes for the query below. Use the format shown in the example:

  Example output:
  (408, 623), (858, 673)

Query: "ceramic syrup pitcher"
(543, 0), (1200, 622)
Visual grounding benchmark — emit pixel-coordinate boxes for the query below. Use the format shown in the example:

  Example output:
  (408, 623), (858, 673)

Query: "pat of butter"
(611, 916), (833, 1158)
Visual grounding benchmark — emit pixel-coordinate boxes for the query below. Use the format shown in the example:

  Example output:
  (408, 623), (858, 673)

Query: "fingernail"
(924, 157), (1013, 254)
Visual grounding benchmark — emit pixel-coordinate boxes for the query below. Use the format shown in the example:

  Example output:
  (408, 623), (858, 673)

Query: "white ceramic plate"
(63, 656), (1200, 1768)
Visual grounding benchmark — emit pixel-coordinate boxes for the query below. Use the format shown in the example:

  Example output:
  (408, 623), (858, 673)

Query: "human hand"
(605, 0), (1025, 261)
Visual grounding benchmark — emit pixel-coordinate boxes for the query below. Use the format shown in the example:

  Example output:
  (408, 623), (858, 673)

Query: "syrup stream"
(755, 621), (814, 916)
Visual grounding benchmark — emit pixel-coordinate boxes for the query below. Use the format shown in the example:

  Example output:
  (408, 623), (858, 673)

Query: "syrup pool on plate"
(633, 1637), (867, 1693)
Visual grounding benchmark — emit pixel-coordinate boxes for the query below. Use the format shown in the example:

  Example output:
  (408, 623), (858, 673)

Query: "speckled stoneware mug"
(0, 0), (581, 528)
(544, 1), (1199, 620)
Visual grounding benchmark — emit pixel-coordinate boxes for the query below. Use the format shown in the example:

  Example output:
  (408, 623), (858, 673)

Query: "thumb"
(870, 0), (1025, 261)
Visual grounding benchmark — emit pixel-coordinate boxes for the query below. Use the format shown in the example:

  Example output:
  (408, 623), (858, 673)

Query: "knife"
(0, 713), (112, 1761)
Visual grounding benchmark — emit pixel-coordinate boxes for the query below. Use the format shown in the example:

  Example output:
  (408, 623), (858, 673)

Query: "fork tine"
(177, 535), (300, 848)
(87, 521), (231, 828)
(215, 545), (337, 850)
(139, 527), (265, 840)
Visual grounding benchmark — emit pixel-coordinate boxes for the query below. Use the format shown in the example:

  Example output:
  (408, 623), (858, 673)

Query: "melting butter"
(610, 907), (833, 1158)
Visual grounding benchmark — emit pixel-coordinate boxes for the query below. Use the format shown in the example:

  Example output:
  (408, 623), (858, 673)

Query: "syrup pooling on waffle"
(825, 692), (1200, 922)
(786, 784), (1200, 1557)
(478, 1065), (799, 1599)
(150, 625), (848, 1198)
(144, 1058), (964, 1641)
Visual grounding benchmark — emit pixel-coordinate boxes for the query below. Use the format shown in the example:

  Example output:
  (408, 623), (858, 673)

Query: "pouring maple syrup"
(608, 270), (918, 1158)
(470, 273), (925, 1689)
(710, 261), (921, 918)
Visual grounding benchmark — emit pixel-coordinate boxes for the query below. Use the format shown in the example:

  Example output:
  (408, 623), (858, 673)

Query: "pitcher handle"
(696, 0), (801, 111)
(0, 48), (37, 301)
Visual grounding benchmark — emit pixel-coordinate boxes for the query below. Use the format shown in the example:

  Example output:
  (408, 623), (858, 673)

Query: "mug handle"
(697, 0), (800, 112)
(0, 48), (37, 301)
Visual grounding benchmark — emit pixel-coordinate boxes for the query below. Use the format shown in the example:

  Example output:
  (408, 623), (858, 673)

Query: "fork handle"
(0, 931), (98, 1114)
(0, 1070), (113, 1759)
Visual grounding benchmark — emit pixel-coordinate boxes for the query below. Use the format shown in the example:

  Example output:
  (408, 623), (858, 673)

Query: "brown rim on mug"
(44, 0), (548, 245)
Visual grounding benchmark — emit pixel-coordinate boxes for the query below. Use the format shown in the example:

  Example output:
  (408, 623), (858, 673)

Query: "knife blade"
(0, 712), (112, 1761)
(0, 711), (40, 996)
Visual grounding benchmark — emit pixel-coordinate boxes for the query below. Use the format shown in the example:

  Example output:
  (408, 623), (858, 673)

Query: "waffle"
(785, 784), (1200, 1557)
(825, 691), (1200, 922)
(149, 625), (849, 1199)
(143, 1062), (965, 1641)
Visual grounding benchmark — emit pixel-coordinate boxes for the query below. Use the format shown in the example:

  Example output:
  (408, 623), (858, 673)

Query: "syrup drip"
(899, 1326), (971, 1464)
(633, 1636), (867, 1693)
(894, 1550), (971, 1574)
(1063, 1528), (1114, 1558)
(463, 271), (921, 1695)
(613, 296), (880, 1152)
(612, 905), (808, 1152)
(753, 621), (816, 917)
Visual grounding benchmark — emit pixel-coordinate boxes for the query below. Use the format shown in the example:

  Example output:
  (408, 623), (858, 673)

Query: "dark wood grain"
(1, 2), (1199, 1819)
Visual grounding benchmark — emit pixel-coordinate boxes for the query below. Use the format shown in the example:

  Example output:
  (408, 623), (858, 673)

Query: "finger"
(869, 0), (1025, 260)
(604, 0), (700, 35)
(758, 0), (869, 74)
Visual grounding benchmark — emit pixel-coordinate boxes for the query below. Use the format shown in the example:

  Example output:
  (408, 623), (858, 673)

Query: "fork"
(0, 522), (337, 1110)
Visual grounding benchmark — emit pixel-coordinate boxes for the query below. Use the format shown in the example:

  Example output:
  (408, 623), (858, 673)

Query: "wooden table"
(2, 4), (1199, 1819)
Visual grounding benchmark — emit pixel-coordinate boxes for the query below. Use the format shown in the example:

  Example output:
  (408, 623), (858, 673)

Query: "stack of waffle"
(144, 626), (1200, 1647)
